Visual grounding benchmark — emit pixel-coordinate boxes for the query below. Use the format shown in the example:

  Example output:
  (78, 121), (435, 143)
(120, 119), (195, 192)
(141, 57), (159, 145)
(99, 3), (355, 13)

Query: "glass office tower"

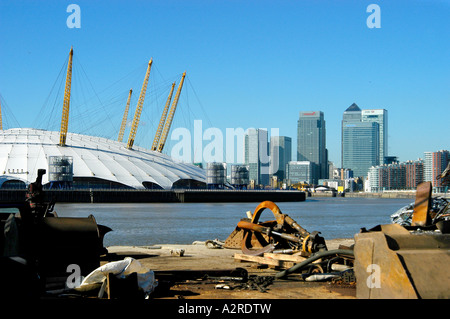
(270, 136), (292, 182)
(342, 103), (380, 178)
(362, 109), (388, 162)
(244, 128), (269, 186)
(297, 111), (327, 184)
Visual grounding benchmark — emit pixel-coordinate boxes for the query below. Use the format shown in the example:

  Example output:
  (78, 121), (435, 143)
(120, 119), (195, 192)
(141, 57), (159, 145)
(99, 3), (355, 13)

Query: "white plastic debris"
(304, 273), (340, 282)
(215, 284), (231, 289)
(74, 257), (157, 298)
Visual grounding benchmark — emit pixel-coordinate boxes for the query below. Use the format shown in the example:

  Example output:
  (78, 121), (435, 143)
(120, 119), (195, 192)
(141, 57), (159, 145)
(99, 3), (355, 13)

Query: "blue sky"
(0, 0), (449, 167)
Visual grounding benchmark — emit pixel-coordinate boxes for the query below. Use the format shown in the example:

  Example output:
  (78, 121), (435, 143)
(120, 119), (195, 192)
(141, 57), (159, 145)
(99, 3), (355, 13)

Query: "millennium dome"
(0, 48), (207, 190)
(0, 128), (206, 190)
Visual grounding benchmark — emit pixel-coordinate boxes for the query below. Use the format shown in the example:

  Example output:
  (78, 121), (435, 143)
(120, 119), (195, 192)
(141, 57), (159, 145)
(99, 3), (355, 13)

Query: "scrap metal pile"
(391, 196), (449, 230)
(225, 201), (355, 284)
(226, 185), (450, 299)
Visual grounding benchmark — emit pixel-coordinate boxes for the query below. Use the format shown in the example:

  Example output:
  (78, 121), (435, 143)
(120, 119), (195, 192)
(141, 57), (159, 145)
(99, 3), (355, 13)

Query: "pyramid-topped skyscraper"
(341, 103), (381, 178)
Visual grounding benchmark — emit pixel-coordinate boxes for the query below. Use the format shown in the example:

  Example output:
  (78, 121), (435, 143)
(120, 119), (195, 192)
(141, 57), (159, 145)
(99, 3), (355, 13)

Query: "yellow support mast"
(0, 98), (3, 130)
(127, 59), (153, 149)
(118, 89), (133, 142)
(157, 72), (186, 153)
(59, 46), (74, 146)
(151, 82), (175, 151)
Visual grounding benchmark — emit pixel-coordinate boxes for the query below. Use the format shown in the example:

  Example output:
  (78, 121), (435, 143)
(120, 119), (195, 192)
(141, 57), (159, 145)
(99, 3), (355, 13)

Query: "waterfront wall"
(311, 191), (449, 199)
(0, 189), (306, 203)
(2, 188), (447, 203)
(343, 192), (416, 199)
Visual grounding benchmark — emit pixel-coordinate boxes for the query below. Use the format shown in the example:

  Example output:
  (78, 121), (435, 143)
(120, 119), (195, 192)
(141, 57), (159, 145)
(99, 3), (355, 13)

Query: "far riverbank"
(311, 191), (449, 199)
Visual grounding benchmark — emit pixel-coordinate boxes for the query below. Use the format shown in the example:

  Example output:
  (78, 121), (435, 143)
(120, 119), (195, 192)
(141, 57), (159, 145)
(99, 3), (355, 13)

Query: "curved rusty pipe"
(237, 220), (271, 235)
(239, 201), (282, 256)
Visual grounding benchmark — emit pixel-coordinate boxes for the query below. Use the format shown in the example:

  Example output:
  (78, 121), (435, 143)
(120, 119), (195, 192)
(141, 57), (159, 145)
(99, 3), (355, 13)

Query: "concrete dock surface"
(103, 238), (356, 300)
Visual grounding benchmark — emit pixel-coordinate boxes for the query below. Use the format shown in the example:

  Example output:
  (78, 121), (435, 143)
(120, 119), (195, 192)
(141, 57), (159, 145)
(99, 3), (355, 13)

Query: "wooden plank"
(234, 253), (280, 267)
(263, 253), (308, 263)
(234, 253), (305, 269)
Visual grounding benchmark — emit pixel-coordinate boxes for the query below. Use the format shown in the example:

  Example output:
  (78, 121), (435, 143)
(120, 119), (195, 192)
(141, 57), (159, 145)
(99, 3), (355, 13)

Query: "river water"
(53, 197), (413, 247)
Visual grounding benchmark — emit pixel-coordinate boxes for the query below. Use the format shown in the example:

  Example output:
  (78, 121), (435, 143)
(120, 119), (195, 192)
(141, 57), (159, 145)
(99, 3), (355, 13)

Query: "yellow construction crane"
(151, 82), (175, 151)
(156, 72), (186, 153)
(118, 89), (133, 142)
(59, 46), (74, 146)
(127, 59), (153, 149)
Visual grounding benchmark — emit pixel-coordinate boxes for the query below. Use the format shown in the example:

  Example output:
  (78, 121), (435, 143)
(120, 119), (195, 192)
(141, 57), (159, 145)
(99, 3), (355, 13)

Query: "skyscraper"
(297, 111), (327, 184)
(424, 150), (450, 192)
(244, 128), (269, 186)
(270, 136), (291, 182)
(342, 103), (380, 178)
(362, 109), (388, 162)
(342, 103), (362, 124)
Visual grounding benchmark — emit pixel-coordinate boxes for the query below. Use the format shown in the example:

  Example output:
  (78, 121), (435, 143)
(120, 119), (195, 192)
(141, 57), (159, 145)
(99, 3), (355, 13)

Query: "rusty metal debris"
(355, 182), (450, 299)
(229, 190), (450, 299)
(236, 275), (274, 293)
(226, 200), (327, 257)
(227, 201), (355, 285)
(354, 223), (450, 299)
(151, 267), (253, 297)
(391, 183), (450, 232)
(275, 248), (354, 280)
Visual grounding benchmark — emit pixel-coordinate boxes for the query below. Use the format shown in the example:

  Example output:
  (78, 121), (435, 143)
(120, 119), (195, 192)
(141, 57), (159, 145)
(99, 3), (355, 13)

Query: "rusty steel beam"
(412, 182), (432, 227)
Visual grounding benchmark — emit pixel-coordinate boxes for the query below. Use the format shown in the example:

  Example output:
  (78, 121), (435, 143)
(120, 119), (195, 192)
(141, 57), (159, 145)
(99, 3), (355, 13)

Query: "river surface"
(53, 197), (413, 247)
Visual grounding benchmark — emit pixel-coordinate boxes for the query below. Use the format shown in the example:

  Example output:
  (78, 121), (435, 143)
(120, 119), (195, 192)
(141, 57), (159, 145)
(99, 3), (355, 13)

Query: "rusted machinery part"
(238, 220), (304, 244)
(238, 220), (272, 235)
(240, 201), (282, 256)
(250, 200), (284, 224)
(240, 222), (276, 256)
(255, 203), (308, 240)
(240, 201), (311, 256)
(241, 231), (276, 256)
(240, 201), (325, 256)
(275, 249), (354, 279)
(283, 215), (309, 238)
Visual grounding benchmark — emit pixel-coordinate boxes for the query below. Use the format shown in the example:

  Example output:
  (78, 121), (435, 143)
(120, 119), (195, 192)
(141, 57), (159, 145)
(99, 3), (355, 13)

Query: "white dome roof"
(0, 128), (205, 189)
